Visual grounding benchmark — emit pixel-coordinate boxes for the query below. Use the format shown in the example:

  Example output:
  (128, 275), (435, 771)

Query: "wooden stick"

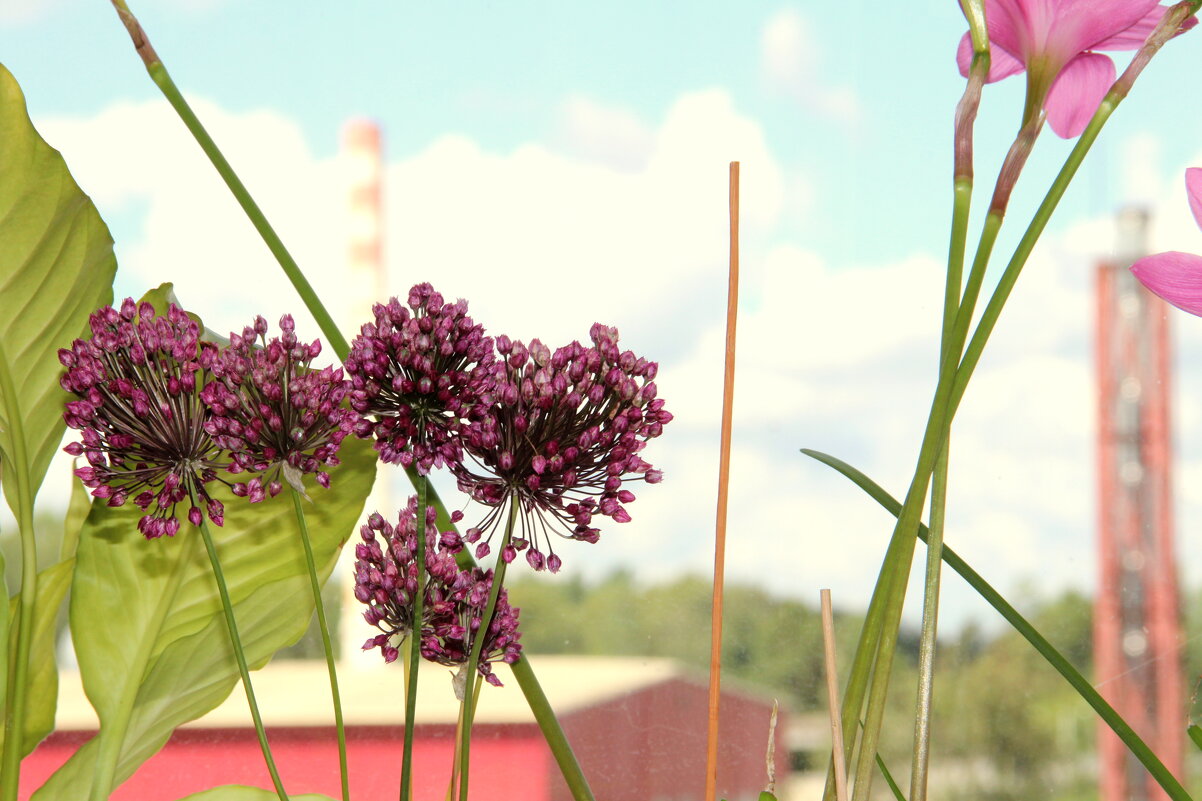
(822, 589), (850, 801)
(705, 161), (740, 801)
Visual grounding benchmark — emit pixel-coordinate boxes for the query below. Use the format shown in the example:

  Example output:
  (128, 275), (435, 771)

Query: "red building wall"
(20, 724), (549, 801)
(20, 675), (783, 801)
(554, 677), (785, 801)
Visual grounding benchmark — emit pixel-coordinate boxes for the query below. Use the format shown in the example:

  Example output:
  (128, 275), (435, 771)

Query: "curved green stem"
(509, 657), (597, 801)
(401, 476), (428, 801)
(953, 94), (1116, 415)
(0, 346), (38, 801)
(291, 490), (349, 801)
(458, 499), (519, 801)
(145, 61), (348, 358)
(800, 449), (1194, 801)
(196, 515), (290, 801)
(406, 467), (596, 800)
(909, 443), (946, 801)
(108, 1), (347, 358)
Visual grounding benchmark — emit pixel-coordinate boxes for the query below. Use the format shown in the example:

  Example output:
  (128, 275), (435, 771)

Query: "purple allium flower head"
(59, 299), (223, 538)
(452, 324), (672, 572)
(200, 314), (358, 499)
(354, 497), (522, 686)
(344, 283), (493, 475)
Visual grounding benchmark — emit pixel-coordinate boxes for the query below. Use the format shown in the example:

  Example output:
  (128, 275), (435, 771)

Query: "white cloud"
(382, 88), (784, 349)
(553, 96), (656, 173)
(11, 92), (1202, 639)
(0, 0), (63, 27)
(760, 8), (861, 124)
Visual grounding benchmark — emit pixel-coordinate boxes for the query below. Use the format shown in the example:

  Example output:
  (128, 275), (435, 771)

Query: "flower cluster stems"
(457, 499), (519, 801)
(400, 476), (429, 801)
(446, 673), (484, 801)
(107, 7), (598, 800)
(196, 514), (291, 801)
(0, 347), (40, 801)
(291, 490), (350, 801)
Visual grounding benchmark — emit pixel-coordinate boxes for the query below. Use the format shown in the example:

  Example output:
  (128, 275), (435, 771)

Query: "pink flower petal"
(1050, 0), (1159, 55)
(1185, 167), (1202, 231)
(1092, 3), (1178, 49)
(1044, 52), (1114, 138)
(1131, 251), (1202, 316)
(956, 31), (1025, 82)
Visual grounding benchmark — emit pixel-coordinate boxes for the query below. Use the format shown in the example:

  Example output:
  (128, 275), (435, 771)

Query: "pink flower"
(1130, 168), (1202, 315)
(957, 0), (1181, 138)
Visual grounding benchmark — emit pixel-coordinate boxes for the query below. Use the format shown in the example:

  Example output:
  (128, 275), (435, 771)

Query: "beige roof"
(53, 655), (690, 731)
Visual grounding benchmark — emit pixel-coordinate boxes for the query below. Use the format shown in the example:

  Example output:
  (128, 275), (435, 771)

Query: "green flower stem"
(144, 62), (348, 357)
(800, 449), (1193, 801)
(447, 673), (484, 800)
(290, 489), (349, 801)
(405, 467), (597, 801)
(196, 514), (290, 801)
(953, 95), (1116, 417)
(841, 195), (1004, 801)
(847, 24), (1164, 793)
(958, 0), (988, 55)
(0, 347), (39, 801)
(400, 476), (428, 801)
(509, 657), (597, 801)
(822, 538), (891, 801)
(110, 7), (591, 795)
(907, 30), (987, 797)
(909, 442), (946, 801)
(458, 499), (519, 801)
(109, 1), (348, 358)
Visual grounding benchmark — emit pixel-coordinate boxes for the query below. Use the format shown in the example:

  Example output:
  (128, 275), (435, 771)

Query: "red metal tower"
(1094, 207), (1185, 801)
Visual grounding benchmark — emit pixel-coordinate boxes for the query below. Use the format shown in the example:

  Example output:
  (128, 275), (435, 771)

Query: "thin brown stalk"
(822, 589), (850, 801)
(704, 161), (740, 801)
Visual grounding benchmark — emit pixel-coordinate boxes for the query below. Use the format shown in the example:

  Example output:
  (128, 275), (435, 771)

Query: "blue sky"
(4, 1), (1202, 632)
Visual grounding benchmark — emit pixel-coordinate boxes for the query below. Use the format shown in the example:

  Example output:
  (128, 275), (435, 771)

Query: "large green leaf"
(0, 61), (114, 776)
(177, 786), (335, 801)
(0, 61), (116, 514)
(33, 437), (375, 800)
(2, 558), (72, 759)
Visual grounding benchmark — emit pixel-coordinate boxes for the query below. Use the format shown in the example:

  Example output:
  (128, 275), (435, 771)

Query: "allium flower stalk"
(354, 498), (522, 687)
(60, 299), (224, 538)
(201, 314), (357, 499)
(453, 324), (672, 572)
(344, 283), (492, 474)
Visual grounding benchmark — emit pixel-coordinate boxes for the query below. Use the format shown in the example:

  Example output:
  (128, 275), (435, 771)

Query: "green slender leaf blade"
(0, 62), (116, 512)
(1189, 724), (1202, 752)
(875, 751), (907, 801)
(2, 558), (73, 758)
(33, 438), (375, 799)
(800, 447), (1193, 801)
(177, 786), (336, 801)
